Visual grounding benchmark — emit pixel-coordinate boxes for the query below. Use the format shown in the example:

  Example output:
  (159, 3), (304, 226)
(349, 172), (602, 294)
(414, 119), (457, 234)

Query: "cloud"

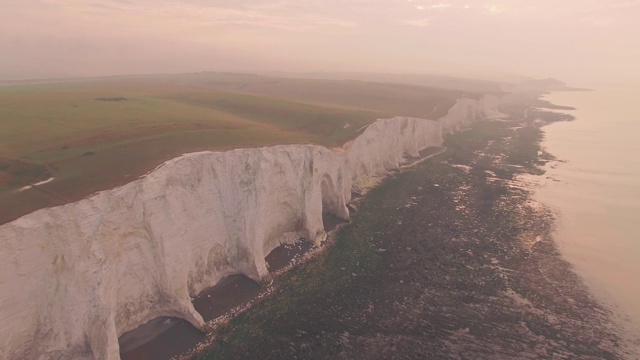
(411, 2), (451, 11)
(484, 4), (506, 13)
(431, 3), (451, 9)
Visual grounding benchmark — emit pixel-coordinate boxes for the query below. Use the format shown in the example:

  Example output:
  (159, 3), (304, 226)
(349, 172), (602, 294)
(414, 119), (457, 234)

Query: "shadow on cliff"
(119, 273), (263, 360)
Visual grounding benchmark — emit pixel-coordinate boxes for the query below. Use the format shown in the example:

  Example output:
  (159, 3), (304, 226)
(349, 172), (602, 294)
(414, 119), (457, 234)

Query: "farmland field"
(0, 73), (479, 224)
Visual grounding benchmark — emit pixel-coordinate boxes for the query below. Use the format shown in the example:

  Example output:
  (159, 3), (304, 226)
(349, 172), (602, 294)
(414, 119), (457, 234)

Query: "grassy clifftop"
(0, 73), (470, 224)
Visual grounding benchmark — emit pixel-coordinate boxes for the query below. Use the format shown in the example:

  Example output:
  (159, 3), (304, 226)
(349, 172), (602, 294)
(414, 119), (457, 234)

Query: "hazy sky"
(2, 0), (639, 85)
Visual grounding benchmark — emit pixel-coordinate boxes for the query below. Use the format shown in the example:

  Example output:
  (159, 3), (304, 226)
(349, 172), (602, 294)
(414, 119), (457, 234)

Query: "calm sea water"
(538, 87), (640, 347)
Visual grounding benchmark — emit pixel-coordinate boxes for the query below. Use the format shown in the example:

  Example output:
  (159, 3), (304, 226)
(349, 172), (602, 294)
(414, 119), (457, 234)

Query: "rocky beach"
(179, 96), (631, 359)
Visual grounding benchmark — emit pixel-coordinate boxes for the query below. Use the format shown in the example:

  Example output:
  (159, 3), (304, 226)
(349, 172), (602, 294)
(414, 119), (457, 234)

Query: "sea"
(537, 86), (640, 352)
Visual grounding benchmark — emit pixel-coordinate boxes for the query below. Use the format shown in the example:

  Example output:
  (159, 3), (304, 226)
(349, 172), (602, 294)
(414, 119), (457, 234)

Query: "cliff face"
(0, 96), (504, 360)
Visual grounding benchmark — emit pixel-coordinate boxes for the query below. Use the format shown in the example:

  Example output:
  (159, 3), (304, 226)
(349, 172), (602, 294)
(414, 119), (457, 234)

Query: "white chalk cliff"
(0, 95), (505, 360)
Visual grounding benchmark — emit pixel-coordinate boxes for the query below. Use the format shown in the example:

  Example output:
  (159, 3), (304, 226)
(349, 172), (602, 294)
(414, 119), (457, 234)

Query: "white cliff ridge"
(0, 96), (505, 360)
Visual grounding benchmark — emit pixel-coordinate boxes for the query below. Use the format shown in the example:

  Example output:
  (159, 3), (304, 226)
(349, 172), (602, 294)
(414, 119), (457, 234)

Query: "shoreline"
(3, 91), (631, 359)
(166, 95), (628, 359)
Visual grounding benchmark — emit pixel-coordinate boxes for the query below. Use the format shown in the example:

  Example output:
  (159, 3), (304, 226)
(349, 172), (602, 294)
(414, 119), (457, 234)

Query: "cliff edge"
(0, 96), (505, 360)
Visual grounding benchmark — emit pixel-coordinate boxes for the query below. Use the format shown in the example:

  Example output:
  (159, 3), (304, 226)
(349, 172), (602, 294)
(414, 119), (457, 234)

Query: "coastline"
(186, 95), (627, 359)
(1, 90), (631, 359)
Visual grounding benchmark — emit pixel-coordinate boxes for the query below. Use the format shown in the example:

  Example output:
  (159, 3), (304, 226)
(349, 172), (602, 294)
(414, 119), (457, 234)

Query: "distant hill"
(503, 78), (591, 92)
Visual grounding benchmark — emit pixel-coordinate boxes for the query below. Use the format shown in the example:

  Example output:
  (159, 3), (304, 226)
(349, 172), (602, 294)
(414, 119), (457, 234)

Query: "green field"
(0, 73), (474, 224)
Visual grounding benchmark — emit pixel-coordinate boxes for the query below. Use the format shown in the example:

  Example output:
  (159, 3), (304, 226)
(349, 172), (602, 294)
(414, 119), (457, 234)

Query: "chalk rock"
(0, 95), (501, 360)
